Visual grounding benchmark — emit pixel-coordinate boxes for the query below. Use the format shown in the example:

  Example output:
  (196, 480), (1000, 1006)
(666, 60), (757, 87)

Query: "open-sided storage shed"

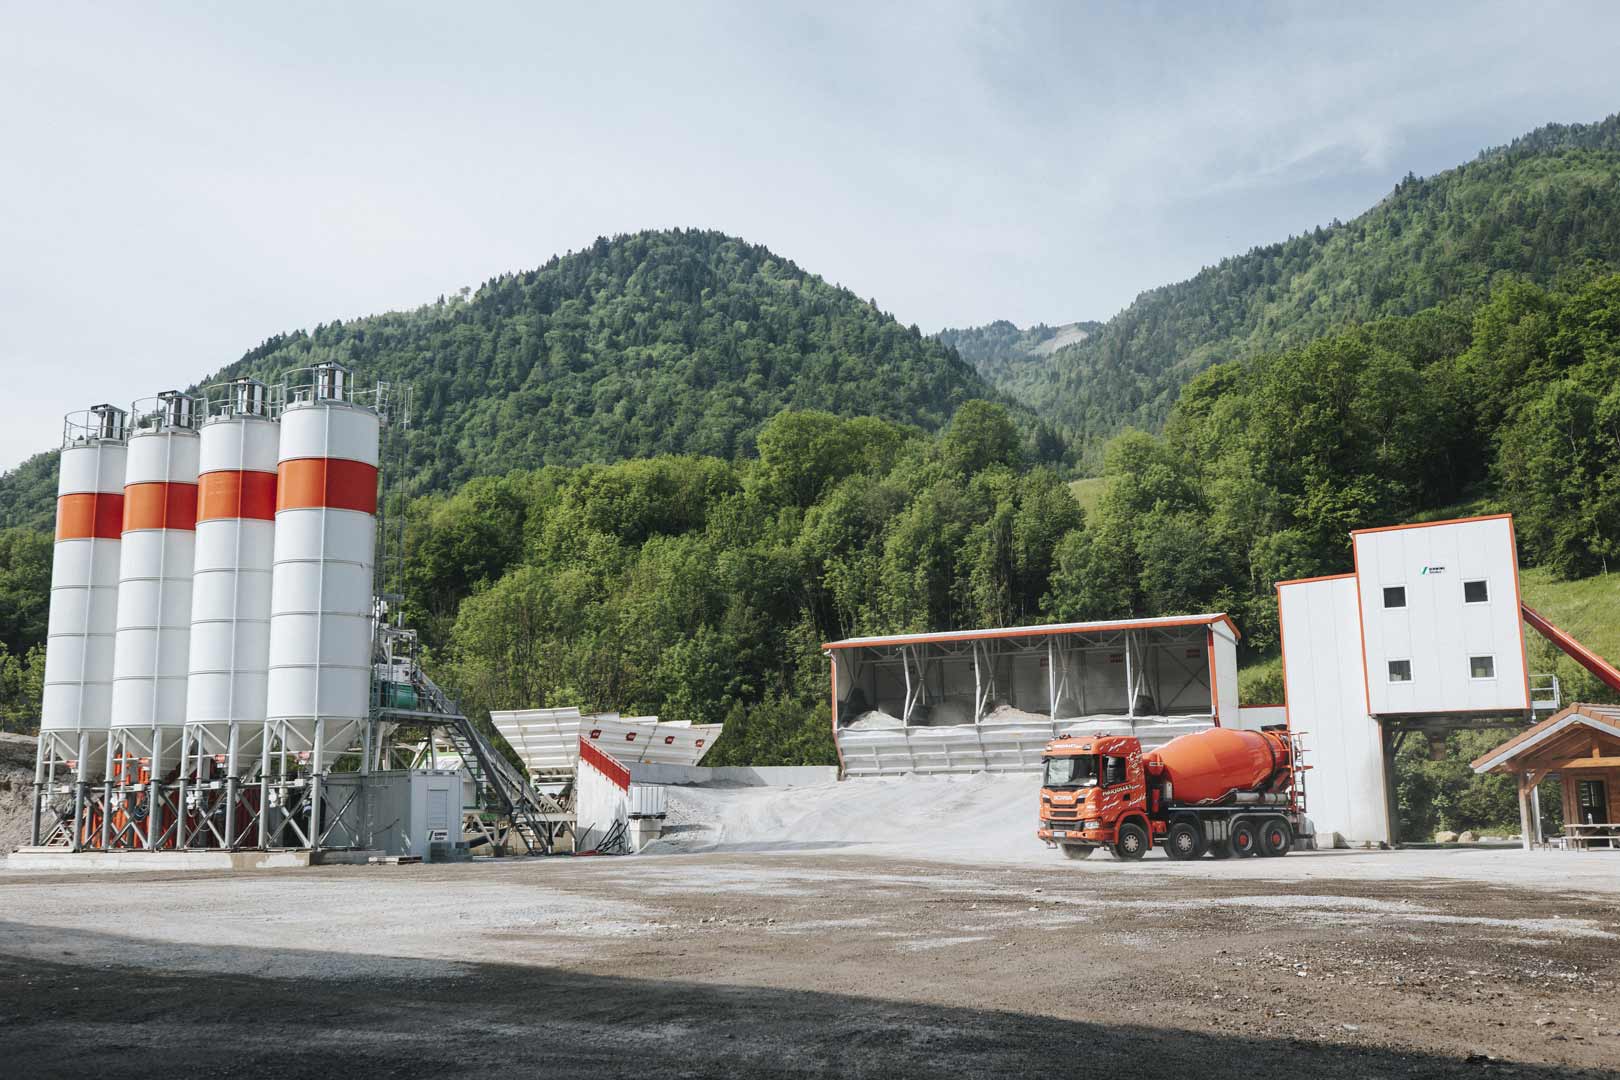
(824, 614), (1241, 776)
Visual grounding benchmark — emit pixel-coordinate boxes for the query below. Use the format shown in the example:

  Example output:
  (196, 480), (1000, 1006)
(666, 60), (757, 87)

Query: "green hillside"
(996, 114), (1620, 452)
(0, 229), (1007, 528)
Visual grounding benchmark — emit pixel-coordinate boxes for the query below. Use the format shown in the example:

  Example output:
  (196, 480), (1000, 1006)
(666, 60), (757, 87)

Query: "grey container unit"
(323, 770), (466, 859)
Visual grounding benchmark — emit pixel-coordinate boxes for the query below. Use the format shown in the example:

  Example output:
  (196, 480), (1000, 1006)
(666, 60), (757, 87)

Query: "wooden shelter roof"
(1471, 703), (1620, 775)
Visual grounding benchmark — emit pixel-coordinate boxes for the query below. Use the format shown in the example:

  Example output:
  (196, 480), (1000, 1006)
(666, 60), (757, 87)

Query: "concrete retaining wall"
(627, 764), (838, 788)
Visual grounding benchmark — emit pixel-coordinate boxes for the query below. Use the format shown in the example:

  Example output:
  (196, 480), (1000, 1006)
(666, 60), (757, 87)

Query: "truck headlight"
(1083, 820), (1100, 830)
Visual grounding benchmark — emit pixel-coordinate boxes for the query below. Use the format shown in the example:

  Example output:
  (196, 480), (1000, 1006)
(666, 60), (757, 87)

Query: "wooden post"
(1517, 771), (1533, 852)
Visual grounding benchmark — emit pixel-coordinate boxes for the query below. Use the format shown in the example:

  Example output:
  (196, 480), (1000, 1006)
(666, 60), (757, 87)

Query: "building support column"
(1047, 638), (1057, 723)
(972, 642), (982, 723)
(901, 648), (913, 726)
(1530, 780), (1544, 847)
(1124, 633), (1135, 719)
(1381, 722), (1402, 848)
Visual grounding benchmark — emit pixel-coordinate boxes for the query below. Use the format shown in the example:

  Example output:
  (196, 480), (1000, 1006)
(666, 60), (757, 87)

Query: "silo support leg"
(309, 718), (324, 855)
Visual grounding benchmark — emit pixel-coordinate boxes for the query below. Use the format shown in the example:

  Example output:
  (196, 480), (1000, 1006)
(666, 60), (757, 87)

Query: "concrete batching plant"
(26, 364), (567, 862)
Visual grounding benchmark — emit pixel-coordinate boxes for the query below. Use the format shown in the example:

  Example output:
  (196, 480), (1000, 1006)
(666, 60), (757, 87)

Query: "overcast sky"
(4, 2), (1620, 470)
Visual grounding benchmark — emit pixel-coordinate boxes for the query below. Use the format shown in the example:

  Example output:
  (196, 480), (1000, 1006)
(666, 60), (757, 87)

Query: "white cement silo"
(40, 405), (128, 787)
(109, 392), (200, 846)
(185, 379), (279, 800)
(265, 363), (379, 787)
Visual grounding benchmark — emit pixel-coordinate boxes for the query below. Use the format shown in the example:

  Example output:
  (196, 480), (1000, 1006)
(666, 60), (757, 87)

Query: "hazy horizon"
(5, 2), (1620, 469)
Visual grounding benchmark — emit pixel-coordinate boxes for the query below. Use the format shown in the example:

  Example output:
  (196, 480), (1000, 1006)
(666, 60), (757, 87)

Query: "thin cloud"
(3, 2), (1620, 469)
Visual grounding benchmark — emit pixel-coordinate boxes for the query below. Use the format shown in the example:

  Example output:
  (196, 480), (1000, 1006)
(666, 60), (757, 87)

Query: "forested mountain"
(221, 230), (1001, 492)
(994, 114), (1620, 452)
(0, 229), (1003, 528)
(936, 320), (1101, 384)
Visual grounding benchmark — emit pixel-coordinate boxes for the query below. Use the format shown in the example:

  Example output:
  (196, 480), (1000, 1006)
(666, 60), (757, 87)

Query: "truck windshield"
(1043, 755), (1098, 789)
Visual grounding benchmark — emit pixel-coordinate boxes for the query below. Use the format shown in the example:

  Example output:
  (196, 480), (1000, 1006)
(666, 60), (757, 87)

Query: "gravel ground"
(3, 842), (1618, 1079)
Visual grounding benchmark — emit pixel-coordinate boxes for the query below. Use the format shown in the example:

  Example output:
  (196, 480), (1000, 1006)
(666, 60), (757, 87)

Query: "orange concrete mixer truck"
(1037, 727), (1306, 861)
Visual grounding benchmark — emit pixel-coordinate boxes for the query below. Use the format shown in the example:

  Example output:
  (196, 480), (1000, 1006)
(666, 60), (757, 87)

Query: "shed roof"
(823, 612), (1239, 651)
(1470, 703), (1620, 774)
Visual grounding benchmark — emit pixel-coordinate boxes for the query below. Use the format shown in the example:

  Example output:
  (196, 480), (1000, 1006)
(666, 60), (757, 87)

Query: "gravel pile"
(0, 732), (38, 853)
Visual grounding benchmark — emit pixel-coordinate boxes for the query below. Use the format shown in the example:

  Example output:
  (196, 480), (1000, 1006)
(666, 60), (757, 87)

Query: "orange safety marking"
(197, 470), (277, 522)
(122, 482), (198, 532)
(276, 458), (378, 514)
(55, 492), (125, 540)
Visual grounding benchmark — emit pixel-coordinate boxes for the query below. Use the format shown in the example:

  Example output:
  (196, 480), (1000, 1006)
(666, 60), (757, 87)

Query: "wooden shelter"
(1472, 703), (1620, 850)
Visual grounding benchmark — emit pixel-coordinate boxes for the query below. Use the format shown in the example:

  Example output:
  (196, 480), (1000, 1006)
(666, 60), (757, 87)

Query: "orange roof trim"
(1274, 573), (1356, 587)
(823, 612), (1240, 651)
(1350, 512), (1513, 536)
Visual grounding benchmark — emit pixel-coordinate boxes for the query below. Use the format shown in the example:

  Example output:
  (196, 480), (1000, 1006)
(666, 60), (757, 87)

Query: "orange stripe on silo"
(276, 458), (378, 514)
(197, 470), (278, 522)
(121, 482), (199, 532)
(55, 492), (125, 540)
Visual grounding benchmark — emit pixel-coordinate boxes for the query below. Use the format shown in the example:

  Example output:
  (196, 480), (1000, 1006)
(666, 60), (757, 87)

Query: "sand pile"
(844, 709), (903, 730)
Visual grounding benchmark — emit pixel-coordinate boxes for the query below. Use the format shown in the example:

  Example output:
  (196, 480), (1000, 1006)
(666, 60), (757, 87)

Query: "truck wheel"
(1113, 821), (1149, 861)
(1230, 820), (1259, 858)
(1061, 844), (1094, 860)
(1165, 820), (1203, 861)
(1259, 818), (1292, 857)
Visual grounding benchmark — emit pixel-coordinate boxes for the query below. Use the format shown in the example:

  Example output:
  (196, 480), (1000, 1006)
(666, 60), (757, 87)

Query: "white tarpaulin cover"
(834, 715), (1214, 778)
(491, 707), (722, 776)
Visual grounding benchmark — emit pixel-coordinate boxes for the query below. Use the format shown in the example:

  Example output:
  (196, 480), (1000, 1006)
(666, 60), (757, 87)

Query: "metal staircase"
(437, 704), (570, 855)
(378, 642), (573, 855)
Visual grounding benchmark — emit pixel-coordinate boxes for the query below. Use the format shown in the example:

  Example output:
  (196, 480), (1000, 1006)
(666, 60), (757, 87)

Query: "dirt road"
(2, 848), (1617, 1078)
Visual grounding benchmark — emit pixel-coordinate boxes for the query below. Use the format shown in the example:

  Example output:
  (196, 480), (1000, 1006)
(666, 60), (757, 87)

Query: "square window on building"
(1464, 579), (1489, 604)
(1470, 655), (1495, 679)
(1388, 659), (1412, 683)
(1383, 586), (1407, 609)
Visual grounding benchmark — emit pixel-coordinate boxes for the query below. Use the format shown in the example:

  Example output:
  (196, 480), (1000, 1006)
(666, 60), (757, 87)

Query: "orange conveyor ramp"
(1522, 603), (1620, 695)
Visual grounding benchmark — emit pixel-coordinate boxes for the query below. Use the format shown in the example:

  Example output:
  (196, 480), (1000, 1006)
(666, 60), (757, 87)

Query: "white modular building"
(1278, 514), (1545, 846)
(1277, 574), (1393, 845)
(1351, 516), (1531, 718)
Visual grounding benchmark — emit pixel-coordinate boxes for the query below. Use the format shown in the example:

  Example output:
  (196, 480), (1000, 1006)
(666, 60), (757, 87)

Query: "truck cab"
(1036, 734), (1151, 860)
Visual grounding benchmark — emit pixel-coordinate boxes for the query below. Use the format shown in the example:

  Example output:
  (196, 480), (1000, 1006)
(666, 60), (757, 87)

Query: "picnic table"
(1564, 823), (1620, 850)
